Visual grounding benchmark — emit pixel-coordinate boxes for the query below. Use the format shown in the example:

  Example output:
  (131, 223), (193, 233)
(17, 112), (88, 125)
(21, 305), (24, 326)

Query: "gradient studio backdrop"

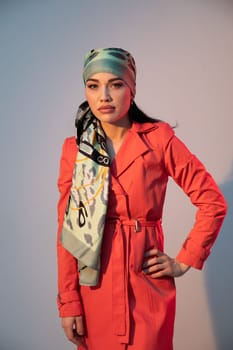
(0, 1), (232, 349)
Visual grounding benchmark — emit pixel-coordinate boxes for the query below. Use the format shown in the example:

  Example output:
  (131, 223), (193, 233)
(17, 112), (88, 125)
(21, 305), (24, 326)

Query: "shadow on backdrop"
(205, 167), (233, 350)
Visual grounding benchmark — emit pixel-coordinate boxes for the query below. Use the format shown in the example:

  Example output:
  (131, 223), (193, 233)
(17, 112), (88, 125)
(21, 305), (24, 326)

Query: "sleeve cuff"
(57, 290), (83, 317)
(176, 238), (210, 270)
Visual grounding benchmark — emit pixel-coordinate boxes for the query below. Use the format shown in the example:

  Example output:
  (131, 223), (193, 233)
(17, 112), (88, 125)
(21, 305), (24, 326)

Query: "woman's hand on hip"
(142, 248), (190, 278)
(61, 316), (87, 347)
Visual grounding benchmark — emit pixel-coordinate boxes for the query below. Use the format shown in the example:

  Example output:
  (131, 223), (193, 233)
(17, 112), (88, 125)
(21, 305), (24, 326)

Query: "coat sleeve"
(161, 123), (227, 269)
(56, 137), (84, 317)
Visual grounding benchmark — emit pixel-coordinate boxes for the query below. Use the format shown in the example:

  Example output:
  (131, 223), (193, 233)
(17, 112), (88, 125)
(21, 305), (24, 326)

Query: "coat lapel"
(110, 122), (159, 178)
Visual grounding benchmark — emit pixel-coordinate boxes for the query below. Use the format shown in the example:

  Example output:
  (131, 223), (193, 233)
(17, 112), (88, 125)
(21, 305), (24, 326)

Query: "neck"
(101, 119), (132, 161)
(101, 119), (132, 141)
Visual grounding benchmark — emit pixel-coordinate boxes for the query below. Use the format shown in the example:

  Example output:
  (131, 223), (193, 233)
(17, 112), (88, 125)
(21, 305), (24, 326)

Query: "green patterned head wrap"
(83, 47), (137, 97)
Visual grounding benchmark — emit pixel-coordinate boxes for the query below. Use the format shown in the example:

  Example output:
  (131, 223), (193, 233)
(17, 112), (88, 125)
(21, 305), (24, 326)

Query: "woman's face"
(85, 72), (131, 127)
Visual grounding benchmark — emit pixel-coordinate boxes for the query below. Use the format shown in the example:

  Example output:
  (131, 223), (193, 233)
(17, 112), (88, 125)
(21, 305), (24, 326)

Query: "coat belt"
(108, 218), (160, 341)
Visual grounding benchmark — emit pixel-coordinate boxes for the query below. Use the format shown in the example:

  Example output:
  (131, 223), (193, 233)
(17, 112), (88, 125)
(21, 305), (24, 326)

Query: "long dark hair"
(128, 102), (161, 123)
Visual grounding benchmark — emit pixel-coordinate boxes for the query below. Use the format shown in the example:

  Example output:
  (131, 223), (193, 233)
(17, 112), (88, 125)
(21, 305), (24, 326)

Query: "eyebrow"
(86, 77), (123, 83)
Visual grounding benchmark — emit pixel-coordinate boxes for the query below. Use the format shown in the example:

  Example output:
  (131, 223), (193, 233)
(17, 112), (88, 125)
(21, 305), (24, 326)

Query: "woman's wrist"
(174, 260), (190, 277)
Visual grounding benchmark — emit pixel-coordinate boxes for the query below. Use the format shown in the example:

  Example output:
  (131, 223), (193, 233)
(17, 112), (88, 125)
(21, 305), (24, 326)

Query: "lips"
(98, 105), (115, 113)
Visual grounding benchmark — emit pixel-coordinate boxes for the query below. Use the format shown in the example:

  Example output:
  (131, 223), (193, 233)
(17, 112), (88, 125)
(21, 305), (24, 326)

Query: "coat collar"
(131, 121), (159, 134)
(110, 122), (159, 178)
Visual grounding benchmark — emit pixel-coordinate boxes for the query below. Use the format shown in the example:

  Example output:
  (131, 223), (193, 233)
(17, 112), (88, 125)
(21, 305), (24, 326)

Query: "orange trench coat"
(56, 122), (227, 350)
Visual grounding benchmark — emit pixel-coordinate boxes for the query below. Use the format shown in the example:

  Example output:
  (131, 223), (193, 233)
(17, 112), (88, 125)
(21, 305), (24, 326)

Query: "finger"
(148, 261), (175, 277)
(144, 248), (164, 258)
(76, 316), (84, 336)
(142, 256), (164, 268)
(148, 260), (182, 278)
(149, 269), (169, 278)
(63, 325), (79, 345)
(62, 318), (84, 346)
(143, 261), (166, 274)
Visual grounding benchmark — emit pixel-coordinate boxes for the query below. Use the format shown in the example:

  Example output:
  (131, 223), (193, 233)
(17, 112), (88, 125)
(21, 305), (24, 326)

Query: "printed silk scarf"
(60, 101), (111, 286)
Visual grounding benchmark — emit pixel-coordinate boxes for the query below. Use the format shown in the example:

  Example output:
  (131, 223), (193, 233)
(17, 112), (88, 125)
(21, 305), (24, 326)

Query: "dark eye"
(111, 82), (123, 88)
(86, 83), (98, 89)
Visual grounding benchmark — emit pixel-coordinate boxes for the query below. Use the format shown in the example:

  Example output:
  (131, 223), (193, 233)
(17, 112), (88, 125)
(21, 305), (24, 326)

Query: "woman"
(56, 48), (227, 350)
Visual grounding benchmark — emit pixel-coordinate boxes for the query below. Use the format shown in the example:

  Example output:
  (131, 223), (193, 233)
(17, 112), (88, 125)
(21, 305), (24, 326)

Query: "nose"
(100, 86), (111, 102)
